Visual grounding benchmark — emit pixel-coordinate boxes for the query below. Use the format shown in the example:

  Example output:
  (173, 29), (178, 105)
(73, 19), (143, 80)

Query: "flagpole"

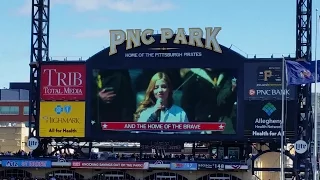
(280, 55), (285, 180)
(313, 8), (319, 180)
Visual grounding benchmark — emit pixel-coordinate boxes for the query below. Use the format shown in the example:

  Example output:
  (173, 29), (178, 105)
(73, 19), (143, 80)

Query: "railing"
(49, 56), (88, 61)
(0, 155), (247, 164)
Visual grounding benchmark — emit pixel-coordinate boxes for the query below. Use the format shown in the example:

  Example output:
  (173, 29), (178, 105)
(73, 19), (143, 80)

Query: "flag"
(286, 60), (315, 85)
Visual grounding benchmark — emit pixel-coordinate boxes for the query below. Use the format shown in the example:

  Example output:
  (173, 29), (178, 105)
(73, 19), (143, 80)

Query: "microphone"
(156, 98), (163, 122)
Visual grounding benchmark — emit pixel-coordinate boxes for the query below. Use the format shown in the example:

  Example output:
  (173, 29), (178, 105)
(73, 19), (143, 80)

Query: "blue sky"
(0, 0), (319, 88)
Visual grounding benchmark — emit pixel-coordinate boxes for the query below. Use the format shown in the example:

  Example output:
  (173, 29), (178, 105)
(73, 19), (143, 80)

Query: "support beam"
(296, 0), (313, 179)
(29, 0), (50, 140)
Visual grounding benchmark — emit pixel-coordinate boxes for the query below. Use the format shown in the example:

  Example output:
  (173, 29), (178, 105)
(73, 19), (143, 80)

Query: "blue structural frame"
(296, 0), (313, 179)
(29, 0), (50, 155)
(29, 0), (50, 138)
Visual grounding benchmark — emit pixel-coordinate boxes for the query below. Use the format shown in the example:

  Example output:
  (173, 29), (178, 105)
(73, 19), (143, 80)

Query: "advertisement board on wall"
(71, 161), (149, 170)
(244, 100), (296, 139)
(39, 101), (85, 137)
(197, 162), (225, 170)
(170, 163), (197, 170)
(244, 61), (296, 100)
(2, 160), (51, 168)
(40, 64), (86, 100)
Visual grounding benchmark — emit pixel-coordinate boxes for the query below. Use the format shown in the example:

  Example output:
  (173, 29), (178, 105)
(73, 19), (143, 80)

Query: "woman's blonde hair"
(134, 72), (173, 121)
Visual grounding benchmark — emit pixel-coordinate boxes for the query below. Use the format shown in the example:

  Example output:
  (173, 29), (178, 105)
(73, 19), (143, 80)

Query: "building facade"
(0, 89), (30, 153)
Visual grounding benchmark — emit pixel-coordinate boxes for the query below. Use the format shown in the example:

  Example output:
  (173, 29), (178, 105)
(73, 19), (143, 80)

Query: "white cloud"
(16, 0), (32, 15)
(14, 0), (59, 15)
(60, 0), (175, 12)
(104, 0), (175, 12)
(15, 0), (175, 15)
(72, 29), (110, 39)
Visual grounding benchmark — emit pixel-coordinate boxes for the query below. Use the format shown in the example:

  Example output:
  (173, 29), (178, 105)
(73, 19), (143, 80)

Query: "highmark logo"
(262, 103), (276, 116)
(43, 104), (79, 124)
(54, 105), (72, 115)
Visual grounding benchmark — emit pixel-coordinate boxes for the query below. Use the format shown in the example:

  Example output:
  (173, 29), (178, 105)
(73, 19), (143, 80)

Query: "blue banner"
(2, 160), (51, 168)
(286, 60), (315, 85)
(170, 162), (197, 170)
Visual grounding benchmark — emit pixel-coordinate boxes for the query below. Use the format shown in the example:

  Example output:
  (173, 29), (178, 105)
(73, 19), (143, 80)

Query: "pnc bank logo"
(54, 105), (72, 115)
(262, 103), (276, 116)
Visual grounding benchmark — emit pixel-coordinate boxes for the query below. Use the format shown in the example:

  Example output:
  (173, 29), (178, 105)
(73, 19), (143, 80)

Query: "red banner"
(40, 64), (86, 100)
(71, 161), (149, 169)
(100, 122), (226, 131)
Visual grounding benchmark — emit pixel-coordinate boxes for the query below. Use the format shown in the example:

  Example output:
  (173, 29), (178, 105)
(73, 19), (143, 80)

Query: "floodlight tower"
(296, 0), (313, 179)
(28, 0), (50, 144)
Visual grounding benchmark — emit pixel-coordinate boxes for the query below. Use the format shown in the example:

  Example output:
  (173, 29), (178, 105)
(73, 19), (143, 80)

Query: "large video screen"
(89, 68), (237, 135)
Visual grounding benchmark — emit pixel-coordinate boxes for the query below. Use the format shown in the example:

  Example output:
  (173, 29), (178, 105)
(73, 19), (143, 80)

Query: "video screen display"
(90, 68), (237, 135)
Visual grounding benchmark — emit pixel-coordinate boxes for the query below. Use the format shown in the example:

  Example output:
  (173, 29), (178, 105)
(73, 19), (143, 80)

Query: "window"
(0, 106), (19, 115)
(23, 106), (29, 115)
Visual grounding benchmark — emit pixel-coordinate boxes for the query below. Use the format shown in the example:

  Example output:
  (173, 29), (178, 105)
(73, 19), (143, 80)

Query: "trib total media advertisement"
(40, 63), (86, 138)
(40, 64), (86, 101)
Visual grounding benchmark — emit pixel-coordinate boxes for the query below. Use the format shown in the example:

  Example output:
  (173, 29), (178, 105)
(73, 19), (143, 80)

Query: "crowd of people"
(0, 151), (29, 157)
(90, 152), (242, 162)
(0, 178), (76, 180)
(0, 150), (242, 163)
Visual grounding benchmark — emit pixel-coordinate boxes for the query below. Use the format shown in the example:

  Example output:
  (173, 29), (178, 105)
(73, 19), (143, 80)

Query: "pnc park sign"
(109, 27), (222, 56)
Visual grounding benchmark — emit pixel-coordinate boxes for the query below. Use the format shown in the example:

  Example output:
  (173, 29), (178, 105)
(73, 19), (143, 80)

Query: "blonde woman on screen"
(134, 72), (188, 123)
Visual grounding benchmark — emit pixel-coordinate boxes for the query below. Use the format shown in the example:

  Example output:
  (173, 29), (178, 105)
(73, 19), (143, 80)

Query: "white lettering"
(160, 28), (174, 43)
(109, 30), (126, 56)
(44, 69), (55, 86)
(73, 72), (82, 86)
(141, 29), (155, 45)
(42, 68), (84, 97)
(173, 28), (188, 44)
(126, 29), (141, 50)
(256, 89), (290, 96)
(205, 27), (222, 53)
(124, 123), (136, 129)
(57, 71), (67, 86)
(109, 27), (222, 55)
(189, 28), (204, 47)
(64, 87), (82, 94)
(253, 117), (283, 137)
(43, 69), (83, 87)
